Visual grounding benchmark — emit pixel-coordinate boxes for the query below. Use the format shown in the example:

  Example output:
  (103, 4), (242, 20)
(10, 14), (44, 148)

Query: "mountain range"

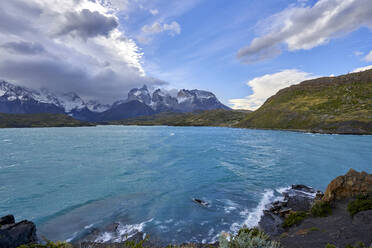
(0, 82), (230, 121)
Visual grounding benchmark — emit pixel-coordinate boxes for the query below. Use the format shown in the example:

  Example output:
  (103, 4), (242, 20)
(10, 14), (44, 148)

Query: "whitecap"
(170, 133), (175, 136)
(84, 224), (94, 229)
(165, 219), (173, 224)
(66, 232), (78, 242)
(222, 199), (239, 214)
(231, 189), (279, 233)
(208, 228), (215, 236)
(94, 218), (153, 243)
(95, 232), (113, 243)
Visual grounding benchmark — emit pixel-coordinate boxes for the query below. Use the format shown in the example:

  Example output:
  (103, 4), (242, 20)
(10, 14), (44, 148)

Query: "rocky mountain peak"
(127, 85), (151, 105)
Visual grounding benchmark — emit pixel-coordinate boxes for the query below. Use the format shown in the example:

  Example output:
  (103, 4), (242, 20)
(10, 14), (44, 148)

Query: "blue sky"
(126, 0), (372, 108)
(0, 0), (372, 109)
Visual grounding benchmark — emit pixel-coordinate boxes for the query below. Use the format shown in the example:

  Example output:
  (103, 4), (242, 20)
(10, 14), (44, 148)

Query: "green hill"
(0, 113), (93, 128)
(112, 109), (250, 127)
(237, 69), (372, 134)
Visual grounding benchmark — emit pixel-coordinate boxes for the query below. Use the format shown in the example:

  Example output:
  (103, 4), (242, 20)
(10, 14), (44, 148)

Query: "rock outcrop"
(0, 215), (37, 248)
(259, 185), (321, 236)
(322, 169), (372, 202)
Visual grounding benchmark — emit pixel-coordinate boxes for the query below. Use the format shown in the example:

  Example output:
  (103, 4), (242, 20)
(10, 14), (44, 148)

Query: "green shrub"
(219, 228), (281, 248)
(325, 244), (336, 248)
(17, 241), (71, 248)
(282, 211), (307, 228)
(308, 227), (319, 232)
(237, 227), (260, 237)
(347, 194), (372, 217)
(344, 242), (370, 248)
(311, 201), (332, 217)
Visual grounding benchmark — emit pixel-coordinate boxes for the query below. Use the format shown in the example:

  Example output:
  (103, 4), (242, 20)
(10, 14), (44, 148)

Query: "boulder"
(0, 218), (37, 248)
(259, 210), (285, 236)
(322, 169), (372, 202)
(283, 185), (317, 211)
(259, 185), (320, 236)
(0, 215), (15, 226)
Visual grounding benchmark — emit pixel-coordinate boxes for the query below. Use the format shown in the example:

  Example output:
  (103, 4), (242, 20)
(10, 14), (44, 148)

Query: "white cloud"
(0, 0), (167, 103)
(139, 20), (181, 43)
(237, 0), (372, 63)
(364, 50), (372, 62)
(354, 51), (363, 56)
(149, 9), (159, 15)
(352, 65), (372, 72)
(229, 69), (315, 110)
(141, 21), (181, 36)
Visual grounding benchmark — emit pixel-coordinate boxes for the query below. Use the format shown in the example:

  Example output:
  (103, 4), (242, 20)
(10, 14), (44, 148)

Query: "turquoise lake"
(0, 126), (371, 244)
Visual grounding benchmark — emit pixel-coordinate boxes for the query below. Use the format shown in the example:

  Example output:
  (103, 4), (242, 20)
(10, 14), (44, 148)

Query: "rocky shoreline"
(1, 169), (371, 248)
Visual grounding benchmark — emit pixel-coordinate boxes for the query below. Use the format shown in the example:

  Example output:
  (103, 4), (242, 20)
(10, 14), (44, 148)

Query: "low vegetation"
(18, 241), (71, 248)
(219, 228), (281, 248)
(0, 113), (93, 128)
(282, 211), (307, 228)
(112, 109), (250, 127)
(311, 201), (333, 217)
(237, 69), (372, 134)
(347, 194), (372, 217)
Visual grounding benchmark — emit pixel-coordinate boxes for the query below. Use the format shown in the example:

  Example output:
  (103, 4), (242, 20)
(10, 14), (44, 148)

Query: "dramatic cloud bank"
(229, 70), (315, 110)
(237, 0), (372, 63)
(0, 0), (166, 103)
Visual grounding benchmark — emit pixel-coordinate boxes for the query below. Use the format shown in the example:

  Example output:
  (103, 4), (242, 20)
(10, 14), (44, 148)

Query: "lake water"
(0, 126), (371, 244)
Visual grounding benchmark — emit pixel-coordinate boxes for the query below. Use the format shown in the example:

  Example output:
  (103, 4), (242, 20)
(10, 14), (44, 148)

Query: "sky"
(0, 0), (372, 109)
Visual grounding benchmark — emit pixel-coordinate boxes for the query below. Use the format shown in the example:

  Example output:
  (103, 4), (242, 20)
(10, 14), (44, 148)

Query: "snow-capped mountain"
(176, 89), (230, 112)
(151, 89), (178, 112)
(0, 80), (230, 121)
(127, 85), (152, 105)
(121, 85), (230, 113)
(86, 100), (111, 113)
(58, 92), (86, 112)
(0, 81), (108, 117)
(0, 81), (65, 114)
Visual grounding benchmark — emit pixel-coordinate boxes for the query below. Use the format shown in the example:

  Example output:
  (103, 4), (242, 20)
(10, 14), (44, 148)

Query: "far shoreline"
(1, 122), (372, 135)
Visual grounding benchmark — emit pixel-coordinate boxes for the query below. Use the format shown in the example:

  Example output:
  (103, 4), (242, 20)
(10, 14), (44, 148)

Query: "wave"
(95, 218), (153, 243)
(230, 187), (285, 234)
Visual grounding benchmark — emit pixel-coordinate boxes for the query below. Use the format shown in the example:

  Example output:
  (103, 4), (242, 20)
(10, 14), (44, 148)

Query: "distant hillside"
(237, 69), (372, 134)
(112, 109), (250, 127)
(0, 113), (93, 128)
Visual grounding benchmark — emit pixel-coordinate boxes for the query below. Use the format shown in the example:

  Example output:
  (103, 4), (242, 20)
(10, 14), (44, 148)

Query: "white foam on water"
(170, 133), (175, 136)
(242, 189), (275, 228)
(165, 219), (173, 224)
(66, 232), (78, 242)
(276, 186), (290, 195)
(84, 224), (94, 229)
(95, 232), (113, 243)
(222, 199), (239, 214)
(230, 189), (280, 234)
(94, 218), (153, 243)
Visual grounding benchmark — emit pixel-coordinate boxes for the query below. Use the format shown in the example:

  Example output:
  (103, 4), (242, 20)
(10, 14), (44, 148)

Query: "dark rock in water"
(291, 184), (316, 194)
(283, 185), (317, 211)
(259, 185), (321, 236)
(0, 217), (37, 248)
(0, 215), (15, 225)
(192, 198), (209, 207)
